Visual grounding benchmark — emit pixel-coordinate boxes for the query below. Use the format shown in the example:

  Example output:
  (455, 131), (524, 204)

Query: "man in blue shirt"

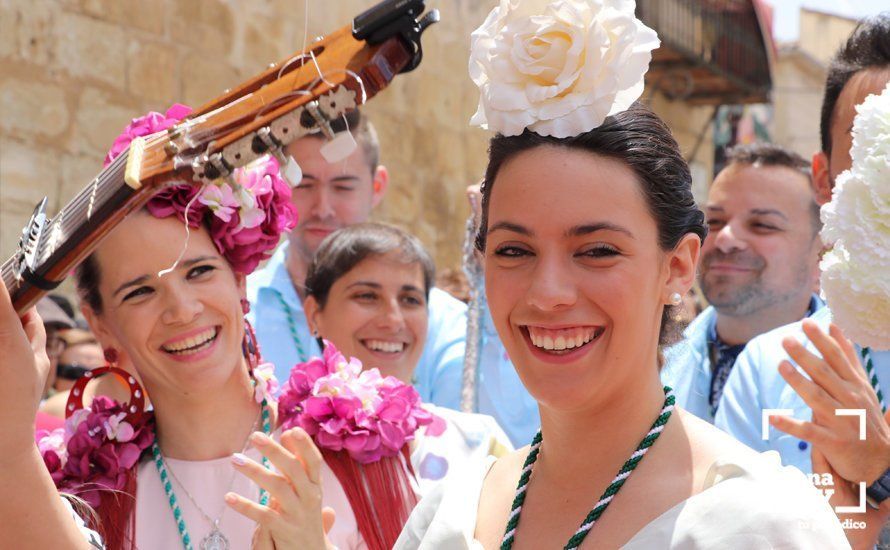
(716, 17), (890, 547)
(663, 143), (823, 422)
(247, 110), (466, 408)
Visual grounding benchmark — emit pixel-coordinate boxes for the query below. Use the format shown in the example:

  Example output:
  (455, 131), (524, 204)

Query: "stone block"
(180, 52), (242, 111)
(127, 39), (177, 104)
(5, 0), (57, 65)
(170, 0), (234, 56)
(69, 87), (138, 156)
(72, 0), (165, 35)
(0, 78), (70, 139)
(56, 12), (127, 87)
(0, 138), (61, 214)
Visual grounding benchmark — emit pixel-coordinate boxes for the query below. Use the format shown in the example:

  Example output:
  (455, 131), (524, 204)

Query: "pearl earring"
(669, 292), (682, 306)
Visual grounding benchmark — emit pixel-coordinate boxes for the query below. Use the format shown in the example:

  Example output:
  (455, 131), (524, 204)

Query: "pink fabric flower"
(278, 342), (435, 464)
(104, 104), (192, 167)
(253, 362), (280, 404)
(104, 105), (297, 276)
(36, 396), (155, 507)
(199, 183), (240, 223)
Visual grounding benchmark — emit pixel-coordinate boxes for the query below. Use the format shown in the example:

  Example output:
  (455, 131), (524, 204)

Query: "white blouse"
(394, 450), (851, 549)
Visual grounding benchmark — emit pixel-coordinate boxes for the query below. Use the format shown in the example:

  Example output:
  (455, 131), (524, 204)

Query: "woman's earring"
(241, 298), (251, 315)
(669, 292), (683, 306)
(103, 348), (119, 366)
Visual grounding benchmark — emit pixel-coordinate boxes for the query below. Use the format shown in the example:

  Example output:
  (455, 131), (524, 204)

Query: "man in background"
(664, 143), (823, 423)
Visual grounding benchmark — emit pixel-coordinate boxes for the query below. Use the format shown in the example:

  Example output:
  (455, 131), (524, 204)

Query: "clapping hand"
(768, 321), (890, 548)
(768, 320), (890, 487)
(226, 428), (336, 550)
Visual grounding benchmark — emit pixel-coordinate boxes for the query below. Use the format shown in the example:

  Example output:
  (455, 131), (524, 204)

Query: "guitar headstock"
(133, 0), (438, 193)
(6, 0), (438, 313)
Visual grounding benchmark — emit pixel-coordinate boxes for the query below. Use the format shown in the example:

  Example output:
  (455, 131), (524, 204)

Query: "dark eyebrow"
(113, 275), (150, 299)
(487, 221), (533, 236)
(750, 208), (788, 221)
(112, 256), (216, 298)
(705, 205), (725, 212)
(401, 284), (425, 294)
(566, 223), (634, 239)
(346, 281), (382, 290)
(331, 175), (360, 183)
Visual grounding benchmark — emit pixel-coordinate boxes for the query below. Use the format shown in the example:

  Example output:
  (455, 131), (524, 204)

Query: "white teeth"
(527, 327), (598, 351)
(163, 328), (218, 354)
(365, 340), (405, 353)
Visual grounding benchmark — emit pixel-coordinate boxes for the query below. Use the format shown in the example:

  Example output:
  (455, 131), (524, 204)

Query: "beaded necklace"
(501, 387), (675, 550)
(152, 398), (273, 550)
(862, 348), (886, 413)
(269, 288), (309, 363)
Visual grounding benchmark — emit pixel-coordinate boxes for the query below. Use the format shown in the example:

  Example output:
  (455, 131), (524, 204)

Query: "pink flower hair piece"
(105, 105), (298, 275)
(36, 396), (155, 507)
(278, 342), (436, 464)
(104, 104), (192, 168)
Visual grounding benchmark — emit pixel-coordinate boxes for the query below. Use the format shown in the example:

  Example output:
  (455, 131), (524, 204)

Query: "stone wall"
(0, 0), (495, 278)
(1, 0), (723, 287)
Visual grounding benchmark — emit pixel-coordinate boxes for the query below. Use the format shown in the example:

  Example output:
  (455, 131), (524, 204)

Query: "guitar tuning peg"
(272, 151), (303, 188)
(320, 131), (357, 164)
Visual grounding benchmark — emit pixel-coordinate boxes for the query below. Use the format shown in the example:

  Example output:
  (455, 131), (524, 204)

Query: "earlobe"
(371, 165), (389, 208)
(666, 234), (701, 297)
(303, 295), (321, 336)
(811, 151), (833, 206)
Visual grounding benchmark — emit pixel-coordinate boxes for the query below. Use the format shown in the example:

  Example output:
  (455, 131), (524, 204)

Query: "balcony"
(638, 0), (773, 105)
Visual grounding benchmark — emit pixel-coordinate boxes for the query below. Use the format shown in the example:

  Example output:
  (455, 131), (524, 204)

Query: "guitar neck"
(4, 151), (156, 314)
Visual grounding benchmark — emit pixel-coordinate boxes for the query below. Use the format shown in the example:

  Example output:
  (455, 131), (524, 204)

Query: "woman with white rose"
(395, 1), (851, 547)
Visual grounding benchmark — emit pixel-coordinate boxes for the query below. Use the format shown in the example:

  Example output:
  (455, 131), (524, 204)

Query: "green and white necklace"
(270, 288), (309, 363)
(501, 387), (675, 550)
(152, 398), (273, 550)
(862, 348), (886, 412)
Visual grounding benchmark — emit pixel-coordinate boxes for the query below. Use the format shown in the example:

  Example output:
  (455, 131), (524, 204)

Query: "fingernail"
(224, 493), (237, 504)
(250, 432), (268, 445)
(231, 452), (249, 466)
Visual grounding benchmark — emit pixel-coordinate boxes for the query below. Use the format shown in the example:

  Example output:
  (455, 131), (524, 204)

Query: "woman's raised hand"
(226, 428), (337, 550)
(0, 282), (51, 456)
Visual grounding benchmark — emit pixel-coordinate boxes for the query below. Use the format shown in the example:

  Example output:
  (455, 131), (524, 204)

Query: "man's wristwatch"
(865, 467), (890, 509)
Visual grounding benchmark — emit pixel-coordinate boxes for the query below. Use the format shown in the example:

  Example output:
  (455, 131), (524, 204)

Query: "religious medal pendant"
(200, 522), (229, 550)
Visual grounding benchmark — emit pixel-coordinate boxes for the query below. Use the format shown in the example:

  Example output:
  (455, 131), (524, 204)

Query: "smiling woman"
(303, 222), (513, 495)
(21, 106), (365, 550)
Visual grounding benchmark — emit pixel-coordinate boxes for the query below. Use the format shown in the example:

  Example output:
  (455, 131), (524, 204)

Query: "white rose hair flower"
(819, 82), (890, 349)
(469, 0), (659, 138)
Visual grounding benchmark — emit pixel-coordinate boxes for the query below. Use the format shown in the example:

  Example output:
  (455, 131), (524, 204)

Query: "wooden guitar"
(3, 0), (439, 314)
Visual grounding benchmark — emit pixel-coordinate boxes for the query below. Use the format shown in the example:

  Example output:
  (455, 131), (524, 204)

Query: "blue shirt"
(714, 306), (890, 475)
(246, 246), (467, 408)
(663, 295), (823, 424)
(471, 283), (539, 447)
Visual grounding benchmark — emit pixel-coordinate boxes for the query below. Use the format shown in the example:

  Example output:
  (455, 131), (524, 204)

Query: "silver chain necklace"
(160, 410), (262, 550)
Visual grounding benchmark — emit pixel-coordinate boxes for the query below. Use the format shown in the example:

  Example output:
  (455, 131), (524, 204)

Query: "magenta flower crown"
(36, 396), (154, 507)
(278, 343), (435, 464)
(105, 104), (298, 274)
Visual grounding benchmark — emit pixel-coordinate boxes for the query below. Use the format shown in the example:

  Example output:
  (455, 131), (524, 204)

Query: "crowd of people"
(1, 2), (889, 549)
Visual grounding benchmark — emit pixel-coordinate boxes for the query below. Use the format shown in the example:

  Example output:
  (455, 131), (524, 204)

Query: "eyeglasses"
(56, 363), (91, 381)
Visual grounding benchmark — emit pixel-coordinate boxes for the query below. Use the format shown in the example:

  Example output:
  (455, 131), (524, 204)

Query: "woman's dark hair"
(305, 222), (435, 308)
(75, 255), (104, 314)
(820, 14), (890, 156)
(476, 101), (707, 353)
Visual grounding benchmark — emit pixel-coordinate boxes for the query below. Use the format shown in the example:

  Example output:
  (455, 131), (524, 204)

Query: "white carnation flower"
(819, 82), (890, 349)
(469, 0), (659, 137)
